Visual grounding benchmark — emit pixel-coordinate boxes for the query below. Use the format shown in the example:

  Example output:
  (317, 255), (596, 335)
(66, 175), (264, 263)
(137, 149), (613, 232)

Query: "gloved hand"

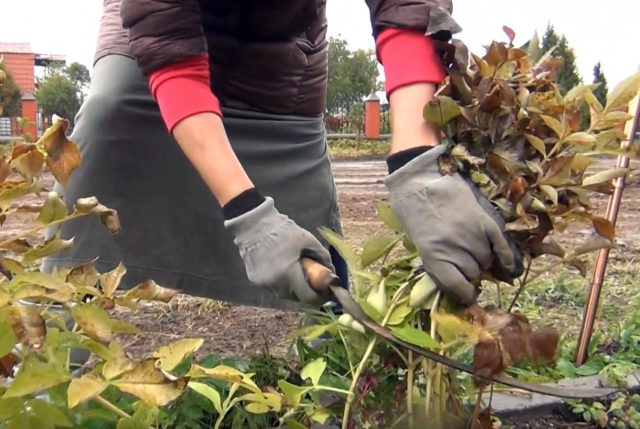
(384, 145), (523, 306)
(224, 197), (334, 304)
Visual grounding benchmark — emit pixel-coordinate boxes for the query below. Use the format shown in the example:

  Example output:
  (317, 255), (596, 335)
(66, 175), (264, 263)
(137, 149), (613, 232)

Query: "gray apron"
(42, 54), (343, 311)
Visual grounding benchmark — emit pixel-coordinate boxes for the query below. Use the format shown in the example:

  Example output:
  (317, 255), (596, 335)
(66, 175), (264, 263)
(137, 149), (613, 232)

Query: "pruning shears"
(301, 258), (618, 400)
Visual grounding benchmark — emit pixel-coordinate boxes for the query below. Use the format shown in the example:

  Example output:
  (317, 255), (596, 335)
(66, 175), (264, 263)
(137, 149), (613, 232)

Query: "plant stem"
(425, 292), (442, 417)
(406, 349), (415, 429)
(341, 287), (407, 429)
(341, 336), (378, 429)
(94, 394), (155, 429)
(508, 256), (532, 312)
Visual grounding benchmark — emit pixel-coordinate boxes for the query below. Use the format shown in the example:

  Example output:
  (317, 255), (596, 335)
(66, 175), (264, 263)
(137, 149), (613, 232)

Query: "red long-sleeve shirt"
(149, 28), (446, 133)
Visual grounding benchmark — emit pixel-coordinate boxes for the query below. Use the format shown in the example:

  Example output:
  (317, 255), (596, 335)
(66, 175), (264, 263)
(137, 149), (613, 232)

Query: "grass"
(328, 138), (389, 159)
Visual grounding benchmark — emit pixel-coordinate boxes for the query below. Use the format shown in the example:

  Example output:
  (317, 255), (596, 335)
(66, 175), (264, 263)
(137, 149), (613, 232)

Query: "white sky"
(1, 0), (638, 90)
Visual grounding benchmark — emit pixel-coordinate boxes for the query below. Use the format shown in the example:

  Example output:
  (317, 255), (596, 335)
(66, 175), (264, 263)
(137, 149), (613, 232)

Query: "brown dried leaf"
(566, 258), (587, 277)
(122, 280), (179, 303)
(503, 25), (516, 45)
(570, 235), (615, 258)
(472, 340), (505, 387)
(10, 143), (44, 180)
(99, 262), (126, 298)
(592, 217), (615, 240)
(40, 118), (81, 188)
(485, 41), (509, 67)
(6, 304), (46, 351)
(0, 159), (10, 184)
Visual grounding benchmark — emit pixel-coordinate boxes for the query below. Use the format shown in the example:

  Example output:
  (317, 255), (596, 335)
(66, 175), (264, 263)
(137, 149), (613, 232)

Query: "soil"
(2, 157), (639, 428)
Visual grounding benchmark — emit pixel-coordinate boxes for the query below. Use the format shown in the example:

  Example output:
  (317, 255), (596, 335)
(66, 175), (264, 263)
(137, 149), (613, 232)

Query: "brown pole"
(575, 94), (640, 365)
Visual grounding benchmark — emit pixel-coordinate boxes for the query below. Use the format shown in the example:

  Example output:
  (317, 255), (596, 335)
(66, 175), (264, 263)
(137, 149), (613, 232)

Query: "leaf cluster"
(425, 27), (640, 273)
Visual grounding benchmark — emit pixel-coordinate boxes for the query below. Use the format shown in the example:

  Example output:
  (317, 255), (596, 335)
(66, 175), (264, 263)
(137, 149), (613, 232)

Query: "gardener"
(42, 0), (522, 310)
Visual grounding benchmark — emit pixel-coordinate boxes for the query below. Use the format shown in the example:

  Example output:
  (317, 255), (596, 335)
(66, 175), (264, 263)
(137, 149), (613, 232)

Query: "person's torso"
(96, 0), (328, 116)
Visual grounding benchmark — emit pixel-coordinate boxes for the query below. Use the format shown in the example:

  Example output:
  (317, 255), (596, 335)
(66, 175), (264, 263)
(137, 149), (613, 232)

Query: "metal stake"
(575, 94), (640, 365)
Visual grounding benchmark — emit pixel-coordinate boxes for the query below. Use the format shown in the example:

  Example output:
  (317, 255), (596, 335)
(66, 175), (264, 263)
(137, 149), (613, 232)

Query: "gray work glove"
(384, 145), (523, 306)
(224, 197), (334, 305)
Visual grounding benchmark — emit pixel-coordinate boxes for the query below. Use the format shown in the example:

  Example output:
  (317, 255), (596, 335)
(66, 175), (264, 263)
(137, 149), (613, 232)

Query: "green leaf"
(319, 228), (358, 273)
(581, 167), (627, 187)
(555, 358), (577, 378)
(360, 236), (399, 268)
(27, 399), (72, 427)
(389, 325), (441, 350)
(0, 397), (24, 420)
(284, 419), (308, 429)
(22, 237), (74, 265)
(152, 338), (203, 372)
(377, 202), (403, 233)
(575, 364), (601, 376)
(300, 357), (326, 386)
(188, 381), (223, 414)
(67, 375), (108, 408)
(277, 380), (309, 408)
(0, 318), (17, 358)
(387, 301), (413, 326)
(308, 406), (333, 424)
(37, 191), (67, 224)
(524, 134), (546, 156)
(423, 96), (462, 128)
(605, 72), (640, 113)
(409, 274), (437, 309)
(3, 360), (70, 398)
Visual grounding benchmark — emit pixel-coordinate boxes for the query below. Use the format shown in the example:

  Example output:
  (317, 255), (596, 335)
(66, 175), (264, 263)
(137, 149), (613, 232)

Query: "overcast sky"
(1, 0), (638, 90)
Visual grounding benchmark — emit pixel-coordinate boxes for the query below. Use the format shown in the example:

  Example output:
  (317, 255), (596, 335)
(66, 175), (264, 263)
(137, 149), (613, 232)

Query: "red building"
(0, 42), (65, 139)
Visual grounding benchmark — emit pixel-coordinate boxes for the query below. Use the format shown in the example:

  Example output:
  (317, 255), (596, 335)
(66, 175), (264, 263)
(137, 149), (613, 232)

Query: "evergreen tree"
(592, 61), (609, 106)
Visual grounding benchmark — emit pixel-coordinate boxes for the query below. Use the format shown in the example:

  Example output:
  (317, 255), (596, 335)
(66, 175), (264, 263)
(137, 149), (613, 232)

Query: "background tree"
(538, 25), (582, 94)
(0, 62), (22, 117)
(325, 37), (379, 117)
(592, 61), (609, 106)
(36, 62), (90, 124)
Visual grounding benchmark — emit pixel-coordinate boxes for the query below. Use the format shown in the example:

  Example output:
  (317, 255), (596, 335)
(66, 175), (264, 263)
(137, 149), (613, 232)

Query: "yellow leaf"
(67, 375), (108, 408)
(605, 72), (640, 113)
(565, 132), (597, 147)
(540, 115), (564, 138)
(524, 134), (546, 156)
(239, 392), (282, 413)
(581, 167), (627, 187)
(99, 262), (126, 297)
(432, 313), (482, 344)
(112, 360), (187, 406)
(152, 338), (204, 372)
(188, 381), (223, 414)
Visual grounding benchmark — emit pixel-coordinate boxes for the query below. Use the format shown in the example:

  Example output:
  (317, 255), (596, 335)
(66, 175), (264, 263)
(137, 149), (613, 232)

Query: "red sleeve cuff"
(148, 53), (221, 133)
(375, 28), (446, 96)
